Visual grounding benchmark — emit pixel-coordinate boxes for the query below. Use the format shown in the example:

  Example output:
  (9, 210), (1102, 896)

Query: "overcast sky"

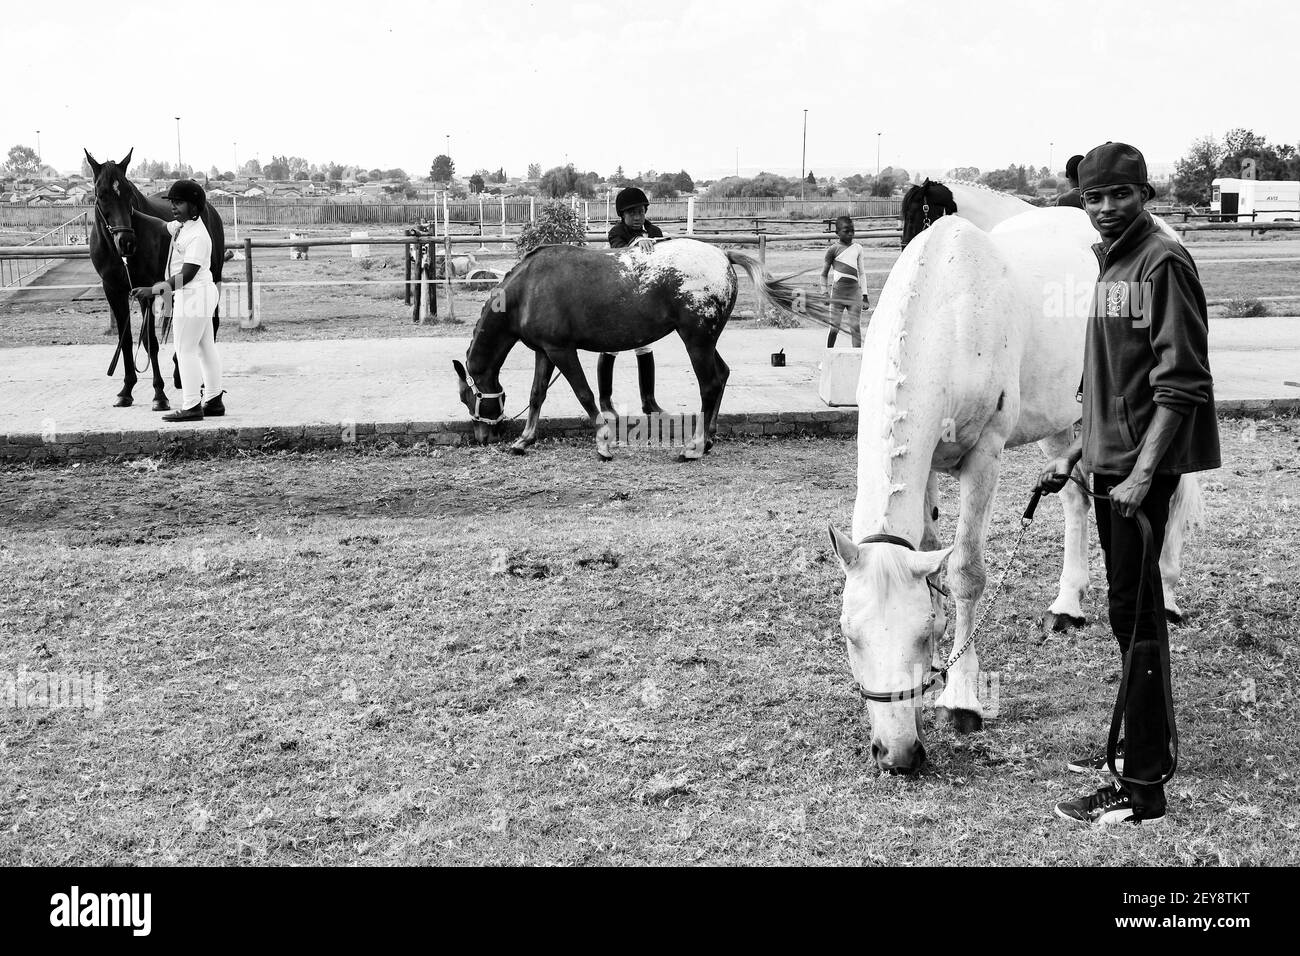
(4, 0), (1295, 181)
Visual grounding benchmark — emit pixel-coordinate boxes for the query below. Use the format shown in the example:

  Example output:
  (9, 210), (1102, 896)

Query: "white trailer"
(1211, 178), (1300, 222)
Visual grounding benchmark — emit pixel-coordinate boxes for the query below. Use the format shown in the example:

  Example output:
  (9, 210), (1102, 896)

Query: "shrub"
(1223, 297), (1269, 318)
(515, 201), (587, 256)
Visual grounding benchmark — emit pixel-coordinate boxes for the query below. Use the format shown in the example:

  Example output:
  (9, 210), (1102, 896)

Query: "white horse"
(830, 207), (1203, 773)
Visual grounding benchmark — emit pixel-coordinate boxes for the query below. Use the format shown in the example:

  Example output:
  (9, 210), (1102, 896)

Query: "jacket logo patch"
(1095, 280), (1151, 329)
(1105, 281), (1129, 317)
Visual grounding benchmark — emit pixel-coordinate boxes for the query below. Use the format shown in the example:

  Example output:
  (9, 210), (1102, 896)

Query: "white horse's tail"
(1170, 473), (1206, 534)
(725, 250), (833, 326)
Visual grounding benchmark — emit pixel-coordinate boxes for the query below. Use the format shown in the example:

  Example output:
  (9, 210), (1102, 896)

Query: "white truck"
(1211, 178), (1300, 222)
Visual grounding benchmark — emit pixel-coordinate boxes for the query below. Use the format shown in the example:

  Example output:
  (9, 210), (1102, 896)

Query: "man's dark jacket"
(608, 219), (663, 248)
(1081, 210), (1220, 476)
(1056, 188), (1084, 209)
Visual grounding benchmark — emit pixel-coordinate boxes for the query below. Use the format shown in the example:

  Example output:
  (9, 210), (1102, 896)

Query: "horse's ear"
(119, 148), (133, 171)
(84, 149), (101, 176)
(906, 546), (952, 580)
(828, 525), (859, 571)
(452, 359), (467, 383)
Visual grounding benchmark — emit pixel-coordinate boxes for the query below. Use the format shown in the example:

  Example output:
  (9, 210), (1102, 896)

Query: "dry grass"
(1, 421), (1297, 866)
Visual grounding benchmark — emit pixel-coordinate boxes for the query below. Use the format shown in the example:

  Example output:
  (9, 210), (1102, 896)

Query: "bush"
(1223, 297), (1269, 318)
(515, 201), (587, 256)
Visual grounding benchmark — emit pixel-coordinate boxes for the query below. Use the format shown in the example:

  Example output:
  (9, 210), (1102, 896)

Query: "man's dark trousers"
(1093, 472), (1182, 814)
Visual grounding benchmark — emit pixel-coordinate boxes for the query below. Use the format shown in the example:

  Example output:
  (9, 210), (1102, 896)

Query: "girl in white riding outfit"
(133, 179), (224, 422)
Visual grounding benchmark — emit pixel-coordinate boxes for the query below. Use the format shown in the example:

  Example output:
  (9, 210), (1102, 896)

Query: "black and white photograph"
(0, 0), (1291, 926)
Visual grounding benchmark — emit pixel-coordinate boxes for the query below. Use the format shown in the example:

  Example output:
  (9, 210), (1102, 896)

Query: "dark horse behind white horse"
(452, 237), (830, 460)
(86, 149), (225, 409)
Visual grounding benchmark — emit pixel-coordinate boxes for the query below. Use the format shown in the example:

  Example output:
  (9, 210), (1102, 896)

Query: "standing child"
(602, 186), (665, 415)
(133, 179), (224, 421)
(821, 216), (868, 347)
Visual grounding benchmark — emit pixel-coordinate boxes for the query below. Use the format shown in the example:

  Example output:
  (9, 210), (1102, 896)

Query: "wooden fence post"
(757, 233), (768, 320)
(443, 205), (455, 322)
(239, 237), (257, 328)
(411, 240), (422, 322)
(404, 241), (412, 305)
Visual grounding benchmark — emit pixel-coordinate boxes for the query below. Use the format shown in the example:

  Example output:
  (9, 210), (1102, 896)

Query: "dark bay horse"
(86, 149), (226, 409)
(453, 238), (829, 460)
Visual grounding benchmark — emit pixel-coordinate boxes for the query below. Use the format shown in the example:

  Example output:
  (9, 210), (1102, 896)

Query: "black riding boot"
(637, 352), (664, 415)
(597, 352), (616, 414)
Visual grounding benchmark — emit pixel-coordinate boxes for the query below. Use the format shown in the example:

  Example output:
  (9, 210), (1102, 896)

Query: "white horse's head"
(830, 526), (952, 774)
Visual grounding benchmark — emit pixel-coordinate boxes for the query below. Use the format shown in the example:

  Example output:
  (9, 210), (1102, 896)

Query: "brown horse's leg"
(511, 350), (555, 455)
(679, 336), (725, 460)
(546, 347), (614, 460)
(108, 291), (136, 407)
(145, 303), (169, 411)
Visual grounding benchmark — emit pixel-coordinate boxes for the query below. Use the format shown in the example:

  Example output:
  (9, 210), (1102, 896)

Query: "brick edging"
(3, 400), (1295, 463)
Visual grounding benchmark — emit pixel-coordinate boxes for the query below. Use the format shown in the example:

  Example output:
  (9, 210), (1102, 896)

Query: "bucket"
(770, 349), (786, 367)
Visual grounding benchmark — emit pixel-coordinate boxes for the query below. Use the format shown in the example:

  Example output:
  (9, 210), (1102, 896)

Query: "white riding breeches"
(171, 284), (222, 409)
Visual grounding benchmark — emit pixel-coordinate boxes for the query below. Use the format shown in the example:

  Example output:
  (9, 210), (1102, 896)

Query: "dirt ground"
(1, 421), (1296, 865)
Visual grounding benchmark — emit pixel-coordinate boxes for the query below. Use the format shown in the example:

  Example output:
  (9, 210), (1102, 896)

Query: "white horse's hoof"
(936, 706), (983, 734)
(1041, 611), (1086, 634)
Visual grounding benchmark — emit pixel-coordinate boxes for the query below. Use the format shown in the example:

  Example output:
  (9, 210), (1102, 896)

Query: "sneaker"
(1068, 740), (1124, 775)
(1054, 784), (1165, 828)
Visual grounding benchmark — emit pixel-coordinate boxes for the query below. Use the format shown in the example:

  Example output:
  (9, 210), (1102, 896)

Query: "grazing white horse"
(830, 207), (1203, 773)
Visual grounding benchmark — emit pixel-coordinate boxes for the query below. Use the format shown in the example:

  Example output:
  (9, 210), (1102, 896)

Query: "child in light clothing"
(821, 216), (868, 348)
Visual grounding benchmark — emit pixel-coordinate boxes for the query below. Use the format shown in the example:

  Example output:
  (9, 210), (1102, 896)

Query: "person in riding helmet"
(602, 186), (665, 415)
(132, 179), (224, 421)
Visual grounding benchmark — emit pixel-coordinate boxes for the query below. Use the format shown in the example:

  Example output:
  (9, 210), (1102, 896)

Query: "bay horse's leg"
(1038, 428), (1090, 633)
(511, 350), (555, 455)
(1159, 475), (1203, 624)
(934, 432), (1008, 733)
(107, 289), (136, 407)
(678, 335), (724, 461)
(145, 302), (169, 411)
(545, 347), (614, 460)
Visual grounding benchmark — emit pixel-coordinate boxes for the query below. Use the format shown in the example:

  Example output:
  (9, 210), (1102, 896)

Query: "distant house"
(241, 186), (267, 198)
(206, 187), (233, 199)
(65, 184), (91, 202)
(28, 183), (66, 200)
(0, 191), (18, 203)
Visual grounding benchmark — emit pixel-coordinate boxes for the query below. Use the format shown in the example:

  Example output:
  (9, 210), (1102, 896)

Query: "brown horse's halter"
(462, 371), (506, 424)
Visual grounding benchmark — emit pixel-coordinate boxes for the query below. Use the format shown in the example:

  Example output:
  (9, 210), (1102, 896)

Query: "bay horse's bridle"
(462, 371), (506, 425)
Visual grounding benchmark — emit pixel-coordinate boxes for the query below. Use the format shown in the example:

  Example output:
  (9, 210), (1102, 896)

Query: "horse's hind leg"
(1038, 428), (1090, 633)
(704, 349), (730, 445)
(546, 347), (614, 460)
(511, 350), (555, 455)
(679, 335), (725, 460)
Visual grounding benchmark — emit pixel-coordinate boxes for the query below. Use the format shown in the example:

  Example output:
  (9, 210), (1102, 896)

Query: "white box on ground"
(350, 231), (370, 258)
(818, 348), (861, 406)
(289, 233), (308, 260)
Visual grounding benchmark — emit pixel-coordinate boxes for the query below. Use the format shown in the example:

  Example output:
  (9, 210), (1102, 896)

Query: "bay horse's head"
(452, 358), (506, 445)
(86, 148), (137, 257)
(899, 179), (957, 250)
(830, 526), (952, 774)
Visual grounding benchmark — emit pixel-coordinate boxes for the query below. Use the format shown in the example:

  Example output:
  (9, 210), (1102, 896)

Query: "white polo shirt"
(165, 218), (215, 288)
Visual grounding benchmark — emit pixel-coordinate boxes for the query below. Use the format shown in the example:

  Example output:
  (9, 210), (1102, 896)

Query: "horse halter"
(851, 532), (952, 704)
(462, 371), (506, 424)
(95, 196), (136, 242)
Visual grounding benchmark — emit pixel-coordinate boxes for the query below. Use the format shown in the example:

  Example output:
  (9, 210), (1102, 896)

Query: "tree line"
(1170, 129), (1300, 206)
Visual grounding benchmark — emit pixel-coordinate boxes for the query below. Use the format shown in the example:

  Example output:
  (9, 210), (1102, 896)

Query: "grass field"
(3, 234), (1298, 349)
(2, 419), (1296, 865)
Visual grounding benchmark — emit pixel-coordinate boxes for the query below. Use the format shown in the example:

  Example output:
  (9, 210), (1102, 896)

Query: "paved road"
(1, 321), (1296, 441)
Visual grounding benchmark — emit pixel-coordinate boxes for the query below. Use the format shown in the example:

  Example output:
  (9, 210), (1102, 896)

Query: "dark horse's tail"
(725, 251), (834, 327)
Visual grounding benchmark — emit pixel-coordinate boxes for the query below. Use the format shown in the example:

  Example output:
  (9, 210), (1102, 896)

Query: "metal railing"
(0, 212), (89, 290)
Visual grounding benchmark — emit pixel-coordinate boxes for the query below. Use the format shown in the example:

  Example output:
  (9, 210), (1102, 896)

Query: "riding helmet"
(165, 179), (207, 215)
(615, 186), (650, 217)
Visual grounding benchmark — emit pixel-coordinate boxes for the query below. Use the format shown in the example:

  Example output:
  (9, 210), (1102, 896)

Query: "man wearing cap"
(1038, 142), (1219, 827)
(601, 186), (666, 415)
(1055, 154), (1085, 209)
(132, 179), (225, 421)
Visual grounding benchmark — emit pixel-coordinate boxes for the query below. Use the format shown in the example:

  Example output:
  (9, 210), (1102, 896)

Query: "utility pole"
(876, 132), (882, 179)
(35, 131), (41, 175)
(175, 116), (183, 174)
(1049, 141), (1054, 175)
(735, 145), (738, 178)
(801, 109), (808, 199)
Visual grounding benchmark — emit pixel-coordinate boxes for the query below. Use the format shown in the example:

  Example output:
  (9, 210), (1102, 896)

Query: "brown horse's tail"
(725, 250), (833, 327)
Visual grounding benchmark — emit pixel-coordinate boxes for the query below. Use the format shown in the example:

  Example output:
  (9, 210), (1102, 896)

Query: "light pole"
(1049, 141), (1054, 175)
(876, 132), (882, 179)
(35, 131), (41, 174)
(175, 116), (182, 175)
(800, 109), (808, 200)
(735, 145), (738, 178)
